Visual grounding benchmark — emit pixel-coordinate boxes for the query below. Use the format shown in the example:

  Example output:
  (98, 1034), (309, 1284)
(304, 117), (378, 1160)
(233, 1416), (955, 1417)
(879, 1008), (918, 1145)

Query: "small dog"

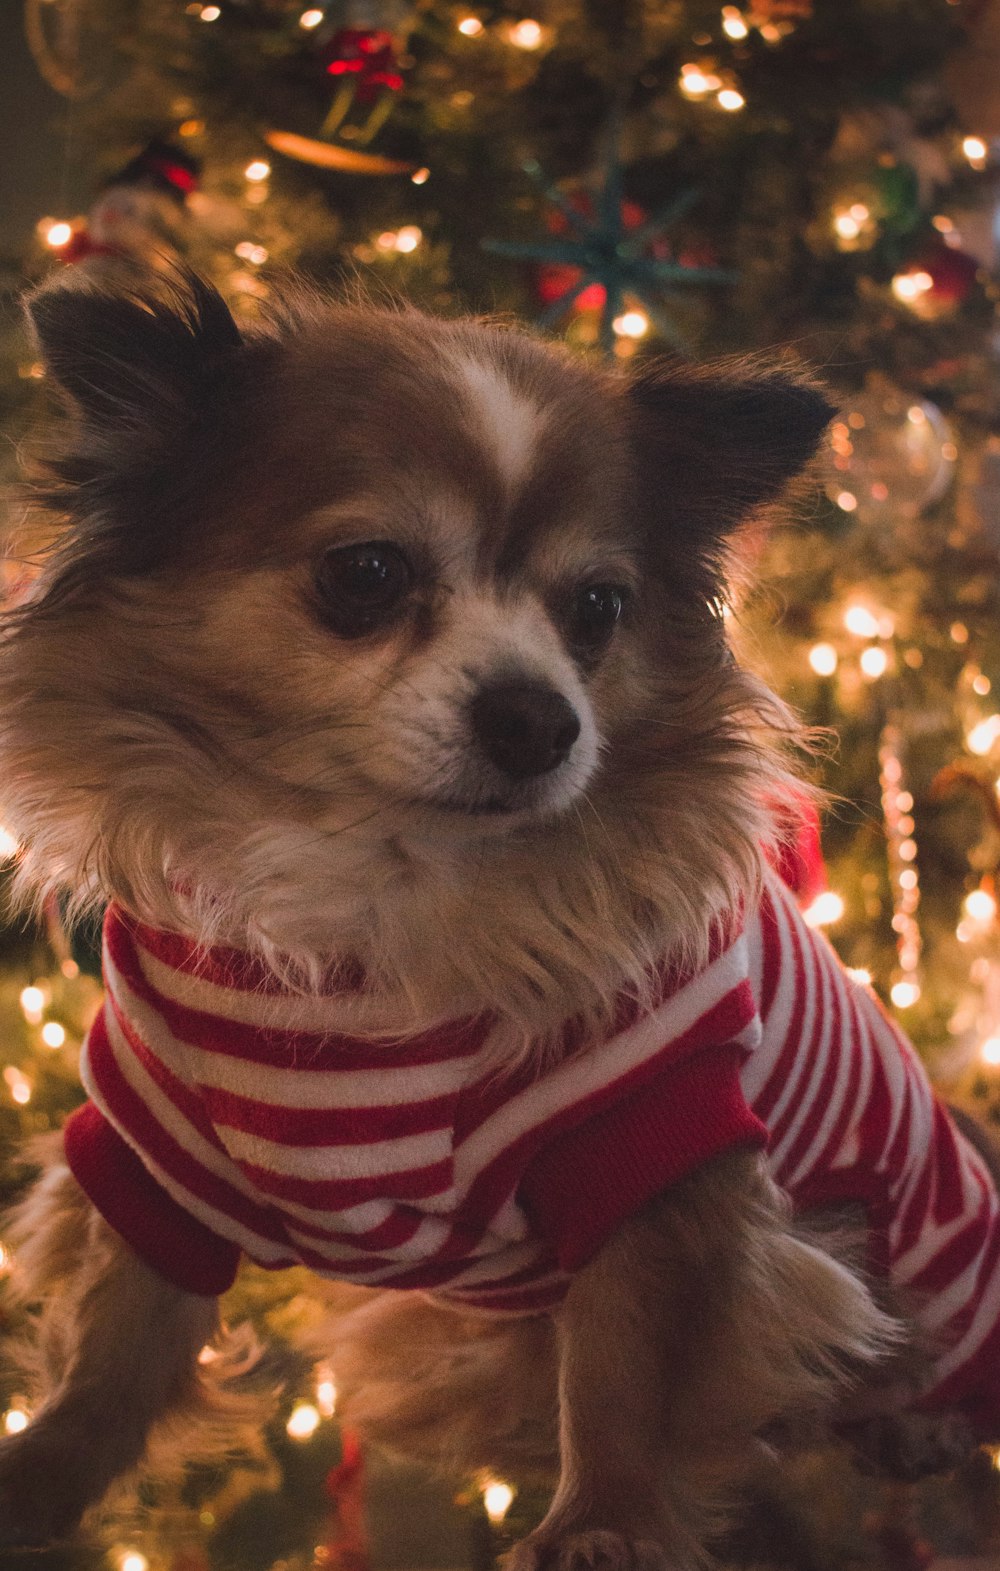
(0, 270), (997, 1563)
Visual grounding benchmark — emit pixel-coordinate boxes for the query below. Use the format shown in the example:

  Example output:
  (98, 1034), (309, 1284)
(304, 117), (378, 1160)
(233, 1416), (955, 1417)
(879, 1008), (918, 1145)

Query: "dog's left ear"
(627, 357), (834, 548)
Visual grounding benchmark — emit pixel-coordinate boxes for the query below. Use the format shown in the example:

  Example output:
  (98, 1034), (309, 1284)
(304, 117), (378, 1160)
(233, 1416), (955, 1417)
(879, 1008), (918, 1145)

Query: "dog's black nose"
(470, 681), (581, 780)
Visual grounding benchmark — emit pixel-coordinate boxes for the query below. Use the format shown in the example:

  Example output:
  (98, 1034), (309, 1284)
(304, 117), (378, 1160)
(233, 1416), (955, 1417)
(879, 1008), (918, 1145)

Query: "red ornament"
(534, 196), (647, 315)
(323, 1427), (371, 1571)
(319, 29), (403, 105)
(923, 242), (980, 305)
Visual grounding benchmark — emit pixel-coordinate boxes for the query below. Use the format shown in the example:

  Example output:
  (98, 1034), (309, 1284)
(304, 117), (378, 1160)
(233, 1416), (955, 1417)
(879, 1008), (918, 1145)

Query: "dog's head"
(1, 272), (830, 1031)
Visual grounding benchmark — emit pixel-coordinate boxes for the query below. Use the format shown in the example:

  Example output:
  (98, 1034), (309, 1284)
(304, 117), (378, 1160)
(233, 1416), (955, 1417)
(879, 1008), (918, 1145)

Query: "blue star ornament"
(483, 133), (735, 353)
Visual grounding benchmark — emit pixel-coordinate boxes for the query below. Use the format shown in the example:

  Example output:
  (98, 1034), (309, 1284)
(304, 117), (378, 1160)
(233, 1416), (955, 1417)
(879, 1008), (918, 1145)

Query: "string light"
(847, 967), (874, 986)
(892, 269), (933, 305)
(40, 1022), (65, 1049)
(316, 1368), (337, 1418)
(962, 135), (988, 168)
(679, 63), (722, 97)
(245, 160), (271, 182)
(119, 1554), (149, 1571)
(299, 8), (324, 27)
(42, 221), (73, 249)
(880, 723), (922, 1011)
(612, 310), (649, 339)
(860, 646), (889, 680)
(235, 242), (269, 265)
(411, 167), (431, 185)
(3, 1068), (32, 1106)
(717, 87), (745, 111)
(836, 491), (858, 512)
(967, 715), (1000, 756)
(808, 643), (838, 677)
(482, 1480), (515, 1523)
(286, 1402), (321, 1440)
(983, 1037), (1000, 1066)
(19, 986), (45, 1023)
(394, 225), (422, 253)
(844, 604), (881, 639)
(803, 890), (845, 928)
(3, 1408), (28, 1435)
(457, 16), (484, 35)
(199, 5), (221, 19)
(721, 7), (749, 38)
(507, 19), (544, 48)
(965, 889), (997, 924)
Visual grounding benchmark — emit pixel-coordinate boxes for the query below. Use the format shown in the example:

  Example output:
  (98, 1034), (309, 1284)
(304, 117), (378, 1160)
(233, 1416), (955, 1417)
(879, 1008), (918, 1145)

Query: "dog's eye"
(314, 542), (414, 637)
(567, 583), (627, 658)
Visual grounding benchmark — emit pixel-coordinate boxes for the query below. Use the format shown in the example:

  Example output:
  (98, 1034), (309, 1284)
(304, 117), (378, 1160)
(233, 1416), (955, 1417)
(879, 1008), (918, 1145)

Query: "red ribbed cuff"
(519, 1044), (767, 1273)
(64, 1102), (241, 1298)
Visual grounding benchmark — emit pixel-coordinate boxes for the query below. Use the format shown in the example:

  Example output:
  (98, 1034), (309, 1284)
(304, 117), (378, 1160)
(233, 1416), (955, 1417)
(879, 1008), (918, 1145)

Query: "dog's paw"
(506, 1528), (670, 1571)
(848, 1409), (976, 1481)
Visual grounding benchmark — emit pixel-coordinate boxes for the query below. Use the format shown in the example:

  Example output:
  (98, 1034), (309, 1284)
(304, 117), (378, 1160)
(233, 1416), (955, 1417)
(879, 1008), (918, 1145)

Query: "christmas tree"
(4, 0), (1000, 1566)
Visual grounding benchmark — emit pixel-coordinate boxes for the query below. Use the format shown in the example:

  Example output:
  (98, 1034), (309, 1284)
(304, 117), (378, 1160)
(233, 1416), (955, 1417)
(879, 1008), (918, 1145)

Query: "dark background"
(0, 4), (83, 258)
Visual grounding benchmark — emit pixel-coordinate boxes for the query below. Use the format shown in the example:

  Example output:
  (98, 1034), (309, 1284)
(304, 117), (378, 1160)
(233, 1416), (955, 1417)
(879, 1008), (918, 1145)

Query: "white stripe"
(81, 1027), (291, 1265)
(214, 1120), (454, 1182)
(454, 937), (756, 1185)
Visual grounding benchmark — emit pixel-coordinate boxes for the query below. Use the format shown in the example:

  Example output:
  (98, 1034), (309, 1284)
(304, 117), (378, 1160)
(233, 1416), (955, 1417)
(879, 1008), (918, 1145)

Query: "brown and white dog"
(0, 271), (982, 1563)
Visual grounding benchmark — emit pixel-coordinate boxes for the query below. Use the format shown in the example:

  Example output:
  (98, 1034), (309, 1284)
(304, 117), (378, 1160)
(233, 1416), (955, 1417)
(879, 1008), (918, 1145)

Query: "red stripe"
(85, 1014), (291, 1248)
(777, 925), (845, 1178)
(751, 891), (807, 1126)
(234, 1153), (455, 1209)
(199, 1082), (459, 1146)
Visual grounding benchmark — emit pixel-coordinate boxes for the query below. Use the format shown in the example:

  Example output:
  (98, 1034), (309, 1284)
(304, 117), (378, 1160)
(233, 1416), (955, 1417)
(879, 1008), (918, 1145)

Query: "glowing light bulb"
(679, 64), (721, 97)
(721, 7), (749, 38)
(963, 135), (988, 165)
(834, 212), (861, 240)
(836, 491), (858, 512)
(245, 160), (271, 182)
(803, 891), (845, 929)
(968, 715), (1000, 756)
(411, 167), (430, 185)
(286, 1402), (321, 1440)
(3, 1409), (28, 1435)
(509, 19), (543, 48)
(808, 643), (838, 677)
(612, 310), (649, 339)
(717, 88), (745, 111)
(40, 1022), (65, 1050)
(860, 646), (888, 679)
(299, 8), (324, 26)
(983, 1037), (1000, 1066)
(458, 16), (484, 35)
(234, 242), (269, 265)
(394, 226), (422, 253)
(0, 827), (17, 858)
(846, 968), (873, 987)
(891, 270), (933, 303)
(19, 987), (43, 1023)
(890, 980), (920, 1009)
(844, 605), (881, 639)
(199, 5), (221, 19)
(120, 1554), (149, 1571)
(316, 1374), (337, 1418)
(965, 889), (997, 923)
(483, 1480), (515, 1522)
(44, 221), (73, 249)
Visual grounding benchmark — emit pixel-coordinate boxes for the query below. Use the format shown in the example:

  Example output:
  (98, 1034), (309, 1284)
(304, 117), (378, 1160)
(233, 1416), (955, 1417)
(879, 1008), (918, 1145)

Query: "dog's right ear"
(24, 269), (245, 459)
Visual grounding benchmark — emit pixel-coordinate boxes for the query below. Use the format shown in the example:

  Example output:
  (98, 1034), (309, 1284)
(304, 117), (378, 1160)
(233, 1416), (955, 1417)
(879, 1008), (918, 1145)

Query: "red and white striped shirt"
(64, 867), (1000, 1433)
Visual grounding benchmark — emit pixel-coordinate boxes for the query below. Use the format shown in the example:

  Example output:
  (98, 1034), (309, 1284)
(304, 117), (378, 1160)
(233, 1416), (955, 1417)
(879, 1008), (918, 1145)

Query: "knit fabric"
(63, 867), (1000, 1431)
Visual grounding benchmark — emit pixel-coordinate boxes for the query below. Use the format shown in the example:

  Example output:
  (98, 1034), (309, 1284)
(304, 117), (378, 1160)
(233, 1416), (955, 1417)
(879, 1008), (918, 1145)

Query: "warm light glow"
(44, 221), (73, 249)
(860, 646), (888, 679)
(286, 1402), (321, 1440)
(483, 1480), (515, 1523)
(846, 967), (873, 987)
(808, 643), (838, 677)
(508, 19), (544, 48)
(834, 212), (861, 240)
(376, 230), (398, 251)
(983, 1037), (1000, 1067)
(899, 868), (918, 891)
(19, 986), (44, 1023)
(892, 270), (933, 303)
(836, 491), (858, 512)
(974, 674), (992, 696)
(963, 135), (988, 165)
(965, 889), (997, 923)
(0, 826), (18, 859)
(245, 160), (271, 182)
(316, 1374), (337, 1418)
(198, 1344), (219, 1364)
(803, 890), (845, 928)
(679, 64), (722, 97)
(120, 1554), (149, 1571)
(394, 225), (423, 253)
(612, 310), (649, 339)
(968, 715), (1000, 756)
(721, 7), (749, 38)
(951, 621), (969, 644)
(3, 1409), (28, 1435)
(458, 15), (484, 35)
(890, 980), (920, 1008)
(411, 167), (431, 185)
(40, 1022), (65, 1050)
(844, 605), (881, 639)
(235, 241), (269, 265)
(717, 88), (745, 111)
(299, 8), (324, 27)
(199, 5), (221, 18)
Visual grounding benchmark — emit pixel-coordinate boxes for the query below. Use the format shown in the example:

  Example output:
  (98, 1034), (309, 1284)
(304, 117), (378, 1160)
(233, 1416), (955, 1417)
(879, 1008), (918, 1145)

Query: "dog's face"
(0, 274), (830, 1020)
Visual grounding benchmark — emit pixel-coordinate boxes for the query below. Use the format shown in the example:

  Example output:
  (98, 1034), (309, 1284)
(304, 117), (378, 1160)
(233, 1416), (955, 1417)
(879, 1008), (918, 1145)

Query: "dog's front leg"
(0, 1144), (217, 1546)
(508, 1151), (894, 1571)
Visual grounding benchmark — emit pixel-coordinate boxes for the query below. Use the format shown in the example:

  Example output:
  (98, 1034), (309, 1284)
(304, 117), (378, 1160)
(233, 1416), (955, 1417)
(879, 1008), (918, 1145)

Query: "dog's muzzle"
(470, 681), (582, 781)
